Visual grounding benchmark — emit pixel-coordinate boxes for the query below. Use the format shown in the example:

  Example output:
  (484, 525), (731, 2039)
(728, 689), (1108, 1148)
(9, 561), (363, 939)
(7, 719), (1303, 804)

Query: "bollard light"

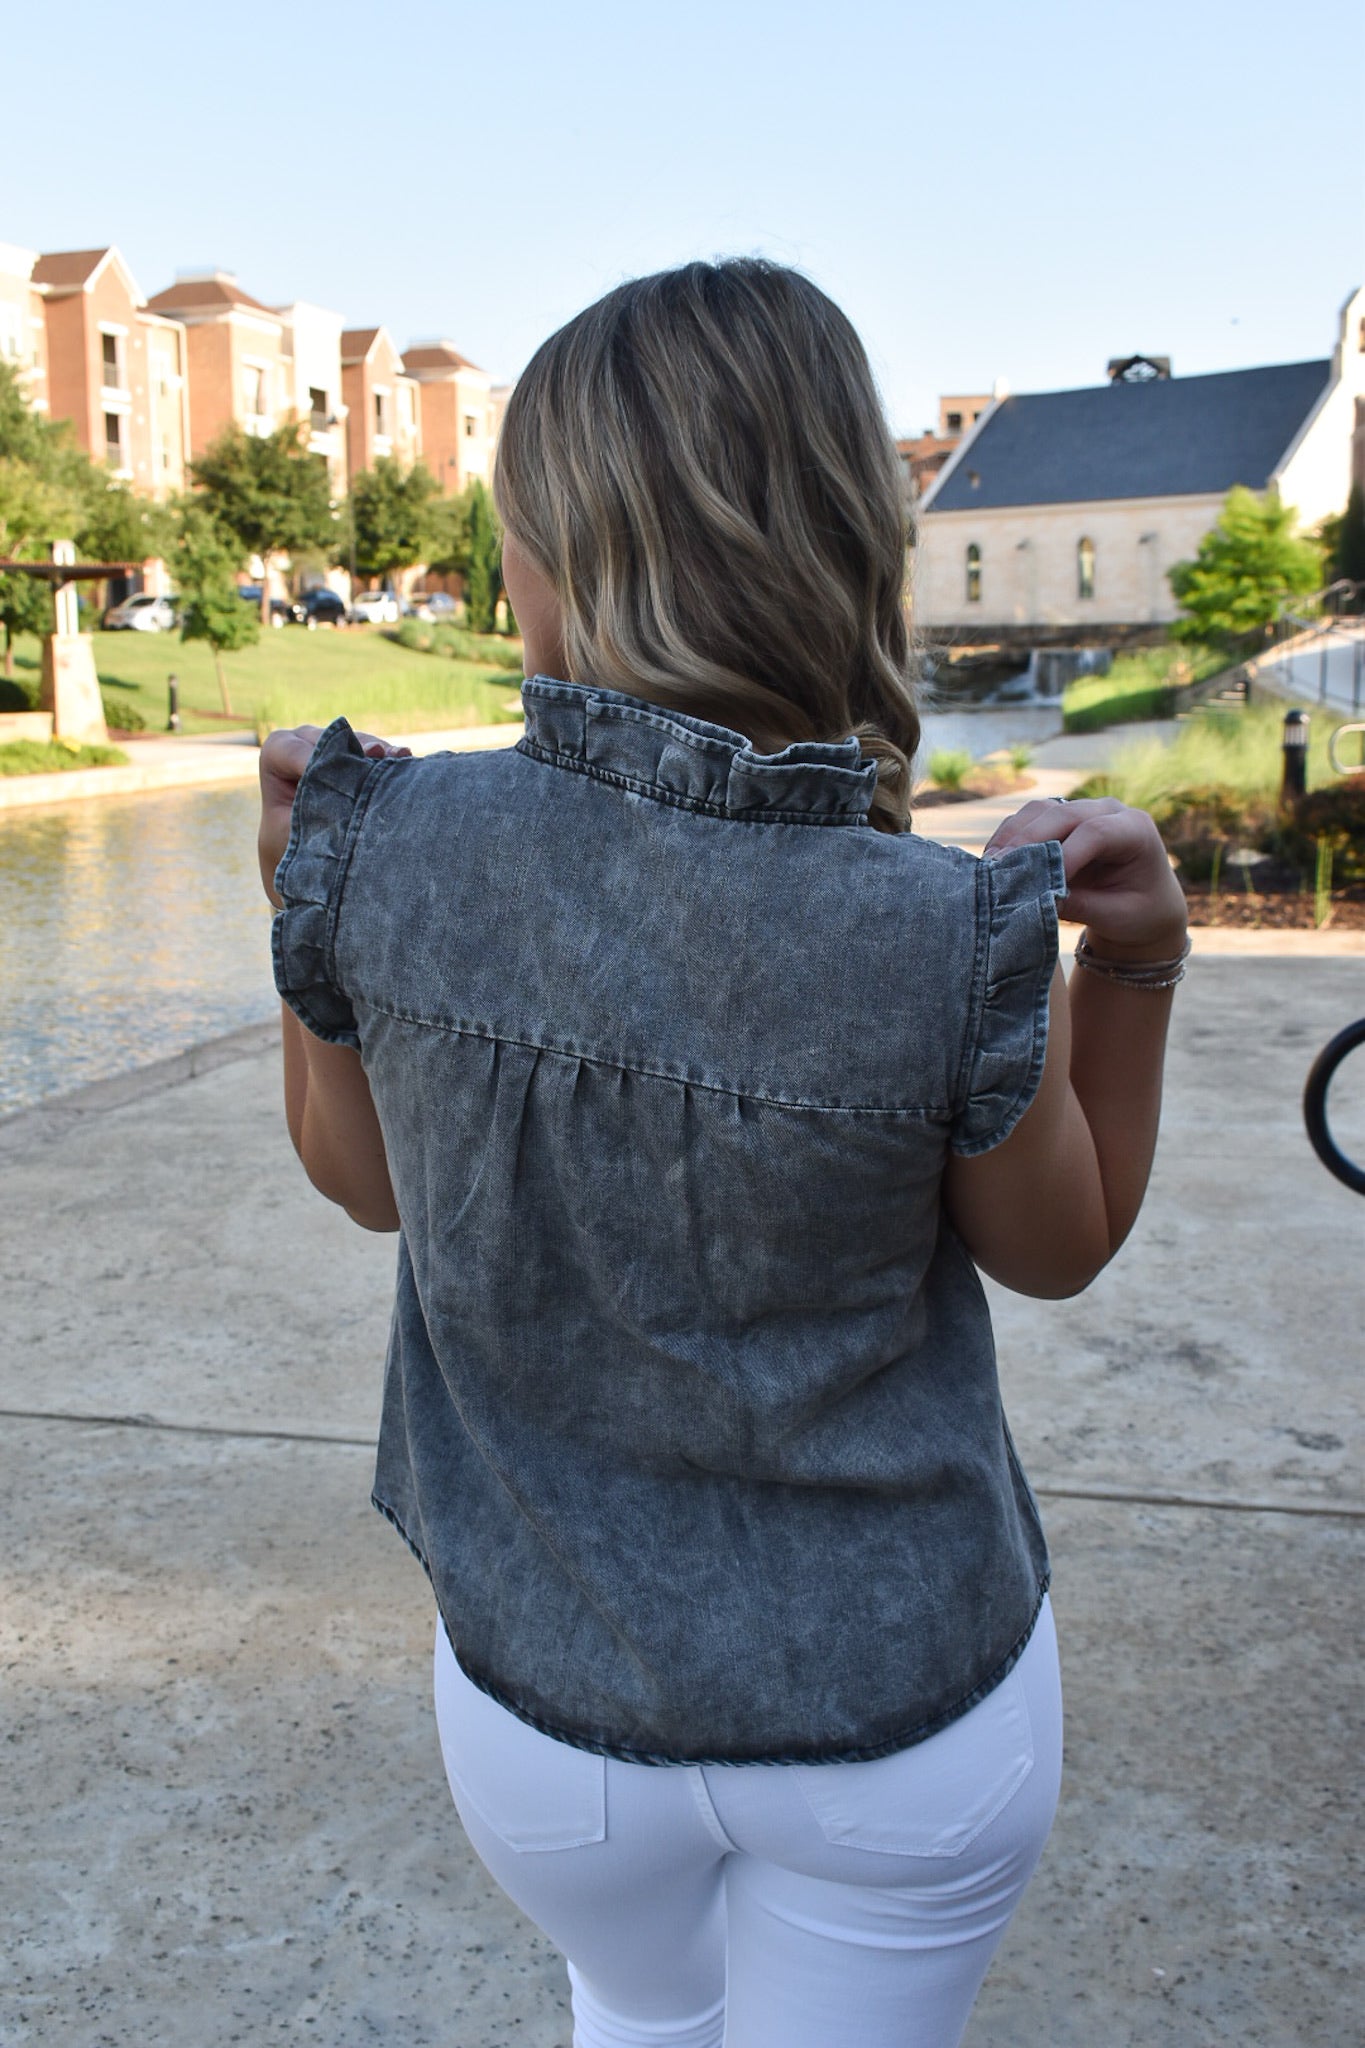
(1280, 708), (1309, 804)
(167, 674), (180, 733)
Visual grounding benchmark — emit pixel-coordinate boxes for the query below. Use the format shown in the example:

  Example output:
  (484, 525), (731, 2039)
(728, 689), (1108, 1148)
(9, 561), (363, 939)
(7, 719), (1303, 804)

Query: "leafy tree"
(462, 480), (503, 634)
(424, 487), (473, 580)
(1168, 487), (1323, 647)
(174, 503), (260, 715)
(191, 418), (336, 621)
(345, 457), (441, 585)
(77, 479), (173, 574)
(0, 362), (89, 677)
(0, 460), (67, 680)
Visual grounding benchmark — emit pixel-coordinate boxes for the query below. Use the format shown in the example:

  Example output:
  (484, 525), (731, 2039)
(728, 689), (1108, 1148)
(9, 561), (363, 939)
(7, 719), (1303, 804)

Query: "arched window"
(966, 543), (981, 603)
(1077, 537), (1096, 601)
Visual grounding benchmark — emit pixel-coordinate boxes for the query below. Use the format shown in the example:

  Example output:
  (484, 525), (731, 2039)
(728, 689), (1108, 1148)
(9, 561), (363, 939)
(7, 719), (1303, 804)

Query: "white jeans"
(433, 1597), (1062, 2048)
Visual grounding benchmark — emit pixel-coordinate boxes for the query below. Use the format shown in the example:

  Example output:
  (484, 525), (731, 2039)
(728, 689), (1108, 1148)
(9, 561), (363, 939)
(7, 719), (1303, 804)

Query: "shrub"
(1064, 678), (1175, 733)
(0, 675), (37, 712)
(1279, 782), (1365, 887)
(1148, 783), (1274, 881)
(101, 689), (146, 732)
(398, 618), (523, 671)
(0, 737), (129, 774)
(928, 748), (973, 792)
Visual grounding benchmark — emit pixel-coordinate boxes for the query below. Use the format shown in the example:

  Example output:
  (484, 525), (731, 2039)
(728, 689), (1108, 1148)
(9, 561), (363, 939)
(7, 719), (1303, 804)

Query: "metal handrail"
(1327, 721), (1365, 777)
(1277, 578), (1365, 624)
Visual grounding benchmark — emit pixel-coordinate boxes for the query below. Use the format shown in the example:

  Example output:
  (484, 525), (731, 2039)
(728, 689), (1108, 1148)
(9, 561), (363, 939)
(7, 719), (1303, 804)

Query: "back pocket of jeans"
(792, 1667), (1034, 1858)
(437, 1646), (607, 1853)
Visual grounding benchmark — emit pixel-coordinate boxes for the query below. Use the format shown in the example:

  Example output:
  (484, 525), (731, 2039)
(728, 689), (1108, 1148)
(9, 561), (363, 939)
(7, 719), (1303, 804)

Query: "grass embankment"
(1074, 702), (1334, 809)
(1062, 644), (1225, 733)
(0, 737), (129, 775)
(2, 627), (526, 740)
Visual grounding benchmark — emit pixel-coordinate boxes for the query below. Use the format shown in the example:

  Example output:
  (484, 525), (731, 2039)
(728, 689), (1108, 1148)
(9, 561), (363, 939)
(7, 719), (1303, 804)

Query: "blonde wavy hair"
(494, 260), (919, 832)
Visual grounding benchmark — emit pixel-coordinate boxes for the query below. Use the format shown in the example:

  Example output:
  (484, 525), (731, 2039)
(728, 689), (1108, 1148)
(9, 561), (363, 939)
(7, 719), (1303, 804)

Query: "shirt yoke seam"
(357, 998), (948, 1120)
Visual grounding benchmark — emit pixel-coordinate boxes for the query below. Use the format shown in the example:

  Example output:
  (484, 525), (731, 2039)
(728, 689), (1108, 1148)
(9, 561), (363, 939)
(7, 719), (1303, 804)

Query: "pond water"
(0, 783), (275, 1114)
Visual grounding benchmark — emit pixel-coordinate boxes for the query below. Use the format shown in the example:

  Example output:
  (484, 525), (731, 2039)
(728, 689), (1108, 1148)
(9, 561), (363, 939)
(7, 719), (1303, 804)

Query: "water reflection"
(0, 784), (275, 1113)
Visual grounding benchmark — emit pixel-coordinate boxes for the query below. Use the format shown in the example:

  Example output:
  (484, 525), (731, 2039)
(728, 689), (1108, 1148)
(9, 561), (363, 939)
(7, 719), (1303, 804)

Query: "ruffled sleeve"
(950, 838), (1066, 1157)
(271, 718), (379, 1050)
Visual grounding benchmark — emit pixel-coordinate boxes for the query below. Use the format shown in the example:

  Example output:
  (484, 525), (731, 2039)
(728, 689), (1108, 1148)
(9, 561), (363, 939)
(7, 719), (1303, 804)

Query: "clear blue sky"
(11, 0), (1363, 435)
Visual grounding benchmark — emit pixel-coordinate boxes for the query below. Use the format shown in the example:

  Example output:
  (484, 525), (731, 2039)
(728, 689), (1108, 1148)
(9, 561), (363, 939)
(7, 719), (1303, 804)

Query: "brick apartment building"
(5, 231), (507, 611)
(0, 241), (50, 418)
(340, 326), (421, 483)
(896, 393), (993, 508)
(400, 341), (496, 496)
(142, 276), (333, 484)
(0, 245), (190, 500)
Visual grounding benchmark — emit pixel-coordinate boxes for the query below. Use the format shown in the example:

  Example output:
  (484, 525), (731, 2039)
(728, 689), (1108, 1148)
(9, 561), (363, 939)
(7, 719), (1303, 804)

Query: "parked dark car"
(236, 585), (293, 628)
(288, 588), (349, 629)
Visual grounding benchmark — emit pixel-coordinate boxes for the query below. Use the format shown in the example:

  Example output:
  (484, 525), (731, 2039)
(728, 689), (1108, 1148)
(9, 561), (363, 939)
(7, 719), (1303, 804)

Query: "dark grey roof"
(926, 359), (1330, 512)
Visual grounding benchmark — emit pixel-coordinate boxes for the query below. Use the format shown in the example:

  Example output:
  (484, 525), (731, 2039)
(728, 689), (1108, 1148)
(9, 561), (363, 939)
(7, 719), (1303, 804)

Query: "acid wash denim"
(273, 677), (1066, 1766)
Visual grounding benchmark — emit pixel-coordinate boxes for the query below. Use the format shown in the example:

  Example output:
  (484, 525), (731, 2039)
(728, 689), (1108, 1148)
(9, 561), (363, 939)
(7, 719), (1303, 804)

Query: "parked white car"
(103, 592), (178, 632)
(350, 589), (402, 625)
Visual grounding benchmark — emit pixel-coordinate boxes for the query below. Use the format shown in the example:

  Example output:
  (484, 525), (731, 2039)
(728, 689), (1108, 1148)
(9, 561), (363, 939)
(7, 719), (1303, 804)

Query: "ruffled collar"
(517, 676), (877, 826)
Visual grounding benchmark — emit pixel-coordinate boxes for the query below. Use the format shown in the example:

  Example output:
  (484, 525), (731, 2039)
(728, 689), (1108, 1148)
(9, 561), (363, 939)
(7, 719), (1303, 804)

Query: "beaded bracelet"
(1073, 933), (1191, 990)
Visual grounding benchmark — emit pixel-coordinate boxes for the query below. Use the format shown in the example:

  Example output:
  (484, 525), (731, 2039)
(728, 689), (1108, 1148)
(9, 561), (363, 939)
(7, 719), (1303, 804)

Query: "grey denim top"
(273, 678), (1065, 1765)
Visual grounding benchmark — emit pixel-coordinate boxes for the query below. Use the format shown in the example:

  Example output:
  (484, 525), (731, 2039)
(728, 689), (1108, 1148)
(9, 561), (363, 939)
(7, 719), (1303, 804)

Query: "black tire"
(1304, 1019), (1365, 1195)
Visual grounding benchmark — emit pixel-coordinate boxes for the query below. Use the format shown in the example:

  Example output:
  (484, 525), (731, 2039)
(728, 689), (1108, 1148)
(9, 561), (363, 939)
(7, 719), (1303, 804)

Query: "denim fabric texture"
(273, 678), (1066, 1765)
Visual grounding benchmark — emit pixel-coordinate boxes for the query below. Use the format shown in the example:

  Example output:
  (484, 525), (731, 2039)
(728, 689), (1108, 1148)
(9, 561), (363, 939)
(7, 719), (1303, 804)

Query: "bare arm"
(260, 724), (407, 1234)
(944, 798), (1187, 1300)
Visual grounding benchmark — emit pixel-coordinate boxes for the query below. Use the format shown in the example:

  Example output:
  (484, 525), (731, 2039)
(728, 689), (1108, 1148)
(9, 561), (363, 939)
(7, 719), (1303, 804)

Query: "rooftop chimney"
(1107, 354), (1172, 384)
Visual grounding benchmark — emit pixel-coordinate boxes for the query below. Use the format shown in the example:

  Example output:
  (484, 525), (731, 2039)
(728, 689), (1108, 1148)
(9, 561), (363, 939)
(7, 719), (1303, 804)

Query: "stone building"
(914, 287), (1365, 645)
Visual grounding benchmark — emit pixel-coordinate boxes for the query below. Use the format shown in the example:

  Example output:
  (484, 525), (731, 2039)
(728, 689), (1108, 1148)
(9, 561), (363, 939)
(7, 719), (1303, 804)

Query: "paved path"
(0, 721), (524, 811)
(3, 938), (1362, 2044)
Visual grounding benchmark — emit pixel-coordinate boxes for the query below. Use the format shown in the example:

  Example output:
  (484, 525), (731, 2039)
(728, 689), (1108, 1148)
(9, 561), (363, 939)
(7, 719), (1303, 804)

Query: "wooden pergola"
(0, 542), (141, 740)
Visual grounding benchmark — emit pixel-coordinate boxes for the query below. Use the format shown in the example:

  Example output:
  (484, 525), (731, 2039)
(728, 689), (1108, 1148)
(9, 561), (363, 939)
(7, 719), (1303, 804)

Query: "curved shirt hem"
(374, 1488), (1051, 1769)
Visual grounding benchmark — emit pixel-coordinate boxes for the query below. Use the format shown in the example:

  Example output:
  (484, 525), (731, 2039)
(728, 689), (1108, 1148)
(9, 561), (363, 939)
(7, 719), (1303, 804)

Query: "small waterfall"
(988, 647), (1112, 704)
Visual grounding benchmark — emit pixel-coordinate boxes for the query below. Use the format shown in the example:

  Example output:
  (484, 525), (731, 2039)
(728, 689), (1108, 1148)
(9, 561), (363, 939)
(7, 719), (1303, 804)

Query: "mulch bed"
(1181, 885), (1365, 930)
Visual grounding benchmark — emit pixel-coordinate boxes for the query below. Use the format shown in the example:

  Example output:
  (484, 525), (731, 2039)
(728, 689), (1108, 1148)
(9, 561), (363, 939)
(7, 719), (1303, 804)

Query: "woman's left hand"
(985, 795), (1188, 957)
(258, 724), (410, 907)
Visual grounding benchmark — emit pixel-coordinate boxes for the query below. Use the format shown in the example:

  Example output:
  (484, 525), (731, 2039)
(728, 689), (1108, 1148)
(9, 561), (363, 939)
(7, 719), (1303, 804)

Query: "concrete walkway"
(3, 932), (1362, 2045)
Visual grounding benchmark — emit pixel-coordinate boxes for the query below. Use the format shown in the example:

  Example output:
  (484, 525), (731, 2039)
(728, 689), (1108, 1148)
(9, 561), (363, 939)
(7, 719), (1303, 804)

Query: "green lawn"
(1062, 643), (1226, 733)
(3, 626), (526, 739)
